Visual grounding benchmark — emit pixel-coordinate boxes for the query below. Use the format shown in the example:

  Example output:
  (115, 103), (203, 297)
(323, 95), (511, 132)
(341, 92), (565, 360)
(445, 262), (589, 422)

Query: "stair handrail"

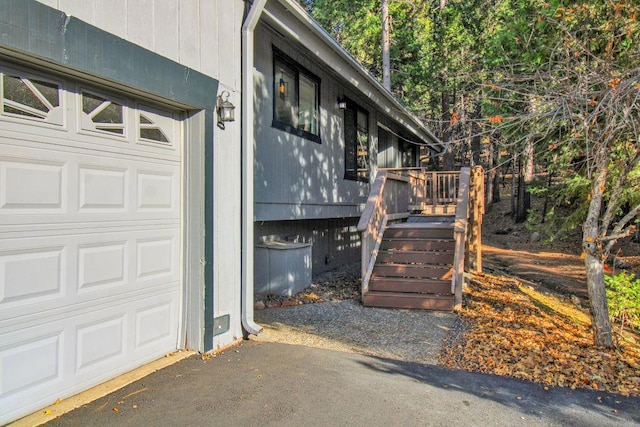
(452, 167), (471, 310)
(357, 171), (410, 296)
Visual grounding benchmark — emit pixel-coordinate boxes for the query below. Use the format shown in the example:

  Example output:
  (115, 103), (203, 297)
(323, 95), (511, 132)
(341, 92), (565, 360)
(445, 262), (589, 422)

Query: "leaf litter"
(439, 272), (640, 396)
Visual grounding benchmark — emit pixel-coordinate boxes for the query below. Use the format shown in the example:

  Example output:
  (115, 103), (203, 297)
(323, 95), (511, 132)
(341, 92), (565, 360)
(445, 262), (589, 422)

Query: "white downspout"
(241, 0), (267, 336)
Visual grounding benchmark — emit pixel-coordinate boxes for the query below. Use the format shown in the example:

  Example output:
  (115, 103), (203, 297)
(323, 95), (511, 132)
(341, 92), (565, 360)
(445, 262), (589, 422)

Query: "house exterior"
(252, 0), (441, 279)
(0, 0), (440, 423)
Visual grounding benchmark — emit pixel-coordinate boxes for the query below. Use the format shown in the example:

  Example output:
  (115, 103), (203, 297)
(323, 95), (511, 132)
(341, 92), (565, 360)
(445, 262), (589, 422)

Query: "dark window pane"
(140, 128), (169, 143)
(140, 114), (153, 124)
(3, 75), (48, 113)
(356, 110), (369, 179)
(344, 106), (357, 177)
(31, 79), (60, 107)
(298, 74), (318, 135)
(4, 105), (42, 118)
(93, 102), (123, 124)
(82, 92), (125, 135)
(82, 91), (104, 114)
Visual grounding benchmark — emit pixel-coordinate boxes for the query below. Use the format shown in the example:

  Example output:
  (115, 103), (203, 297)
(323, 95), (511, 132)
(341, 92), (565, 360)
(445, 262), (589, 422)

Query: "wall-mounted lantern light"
(278, 78), (287, 100)
(337, 97), (347, 110)
(216, 90), (236, 129)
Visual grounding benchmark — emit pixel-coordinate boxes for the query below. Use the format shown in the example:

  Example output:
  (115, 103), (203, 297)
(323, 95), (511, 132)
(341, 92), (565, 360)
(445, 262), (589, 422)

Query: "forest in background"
(300, 0), (640, 347)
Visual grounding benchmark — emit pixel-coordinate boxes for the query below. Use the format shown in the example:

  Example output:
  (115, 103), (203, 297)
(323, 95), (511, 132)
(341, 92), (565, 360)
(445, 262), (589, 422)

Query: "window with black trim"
(400, 138), (418, 167)
(344, 99), (369, 181)
(273, 48), (320, 142)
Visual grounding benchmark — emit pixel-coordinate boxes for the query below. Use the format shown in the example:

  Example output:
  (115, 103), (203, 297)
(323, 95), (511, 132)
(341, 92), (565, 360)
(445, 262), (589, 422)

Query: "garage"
(0, 63), (185, 418)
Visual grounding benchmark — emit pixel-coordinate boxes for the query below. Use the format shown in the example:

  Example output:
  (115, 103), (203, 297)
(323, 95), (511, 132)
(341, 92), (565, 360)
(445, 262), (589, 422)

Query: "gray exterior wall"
(254, 21), (372, 222)
(255, 217), (360, 276)
(254, 21), (419, 222)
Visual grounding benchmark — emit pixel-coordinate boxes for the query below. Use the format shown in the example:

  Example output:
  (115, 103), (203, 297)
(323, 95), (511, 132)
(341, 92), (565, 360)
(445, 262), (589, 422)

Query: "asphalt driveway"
(44, 340), (640, 426)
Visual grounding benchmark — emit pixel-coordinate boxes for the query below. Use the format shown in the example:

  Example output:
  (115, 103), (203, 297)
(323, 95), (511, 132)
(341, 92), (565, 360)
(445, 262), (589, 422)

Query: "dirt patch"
(482, 187), (640, 298)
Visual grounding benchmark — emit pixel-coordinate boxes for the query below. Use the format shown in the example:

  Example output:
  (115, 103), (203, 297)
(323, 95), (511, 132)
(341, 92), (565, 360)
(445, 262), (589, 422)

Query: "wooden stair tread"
(375, 251), (454, 265)
(387, 222), (454, 229)
(380, 239), (454, 251)
(363, 291), (455, 310)
(369, 277), (452, 294)
(372, 265), (453, 280)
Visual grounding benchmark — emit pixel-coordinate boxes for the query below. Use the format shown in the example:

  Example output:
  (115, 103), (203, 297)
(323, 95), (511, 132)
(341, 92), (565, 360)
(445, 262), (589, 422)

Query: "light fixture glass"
(216, 90), (235, 129)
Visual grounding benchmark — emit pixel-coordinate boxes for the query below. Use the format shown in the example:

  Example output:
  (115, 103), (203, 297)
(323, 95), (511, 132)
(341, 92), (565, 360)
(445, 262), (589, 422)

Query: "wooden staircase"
(357, 167), (484, 311)
(363, 217), (456, 310)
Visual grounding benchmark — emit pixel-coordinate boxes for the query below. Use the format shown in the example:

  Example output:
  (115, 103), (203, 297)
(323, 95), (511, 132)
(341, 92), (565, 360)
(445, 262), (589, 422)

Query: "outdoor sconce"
(216, 90), (235, 129)
(337, 97), (347, 109)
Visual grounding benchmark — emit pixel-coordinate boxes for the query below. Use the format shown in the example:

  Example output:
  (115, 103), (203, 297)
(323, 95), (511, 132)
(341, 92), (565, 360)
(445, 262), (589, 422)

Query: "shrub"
(605, 272), (640, 333)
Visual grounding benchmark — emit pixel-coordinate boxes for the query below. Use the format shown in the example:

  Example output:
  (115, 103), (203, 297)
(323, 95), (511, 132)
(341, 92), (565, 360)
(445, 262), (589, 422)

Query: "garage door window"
(1, 72), (63, 125)
(81, 91), (125, 136)
(138, 106), (177, 148)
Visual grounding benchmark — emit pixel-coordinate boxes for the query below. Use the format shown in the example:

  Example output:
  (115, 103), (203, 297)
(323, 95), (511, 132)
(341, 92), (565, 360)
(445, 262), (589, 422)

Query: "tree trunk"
(471, 102), (482, 166)
(381, 0), (391, 91)
(514, 157), (530, 222)
(584, 252), (614, 348)
(510, 161), (517, 216)
(583, 157), (614, 348)
(524, 138), (534, 182)
(541, 170), (554, 223)
(485, 142), (494, 211)
(492, 144), (501, 203)
(441, 91), (454, 170)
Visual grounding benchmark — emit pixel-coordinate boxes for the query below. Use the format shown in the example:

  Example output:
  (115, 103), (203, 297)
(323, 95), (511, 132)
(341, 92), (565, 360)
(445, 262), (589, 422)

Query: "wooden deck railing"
(356, 172), (411, 297)
(379, 168), (461, 209)
(452, 168), (471, 309)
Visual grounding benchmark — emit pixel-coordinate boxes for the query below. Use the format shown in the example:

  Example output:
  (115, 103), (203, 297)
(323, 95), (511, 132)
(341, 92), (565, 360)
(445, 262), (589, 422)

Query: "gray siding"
(254, 22), (382, 221)
(255, 218), (360, 276)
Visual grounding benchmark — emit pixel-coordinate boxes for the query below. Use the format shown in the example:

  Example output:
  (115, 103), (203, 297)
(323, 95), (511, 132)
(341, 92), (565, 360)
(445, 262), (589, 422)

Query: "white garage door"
(0, 64), (184, 422)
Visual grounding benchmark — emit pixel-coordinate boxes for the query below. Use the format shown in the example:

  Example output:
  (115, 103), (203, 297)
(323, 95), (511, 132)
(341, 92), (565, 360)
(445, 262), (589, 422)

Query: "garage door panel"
(0, 143), (180, 225)
(136, 236), (176, 281)
(136, 170), (177, 211)
(0, 245), (66, 306)
(0, 332), (62, 397)
(78, 165), (128, 212)
(78, 241), (128, 291)
(134, 300), (176, 350)
(76, 314), (126, 372)
(0, 157), (67, 212)
(0, 229), (179, 315)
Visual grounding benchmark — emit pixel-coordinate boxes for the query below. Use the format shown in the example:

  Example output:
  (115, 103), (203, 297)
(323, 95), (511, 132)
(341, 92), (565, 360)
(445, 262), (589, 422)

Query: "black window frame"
(400, 137), (419, 167)
(272, 46), (321, 144)
(343, 98), (370, 182)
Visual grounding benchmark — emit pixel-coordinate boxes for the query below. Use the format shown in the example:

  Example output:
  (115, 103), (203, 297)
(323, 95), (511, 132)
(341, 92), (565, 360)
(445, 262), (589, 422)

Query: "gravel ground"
(253, 264), (457, 364)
